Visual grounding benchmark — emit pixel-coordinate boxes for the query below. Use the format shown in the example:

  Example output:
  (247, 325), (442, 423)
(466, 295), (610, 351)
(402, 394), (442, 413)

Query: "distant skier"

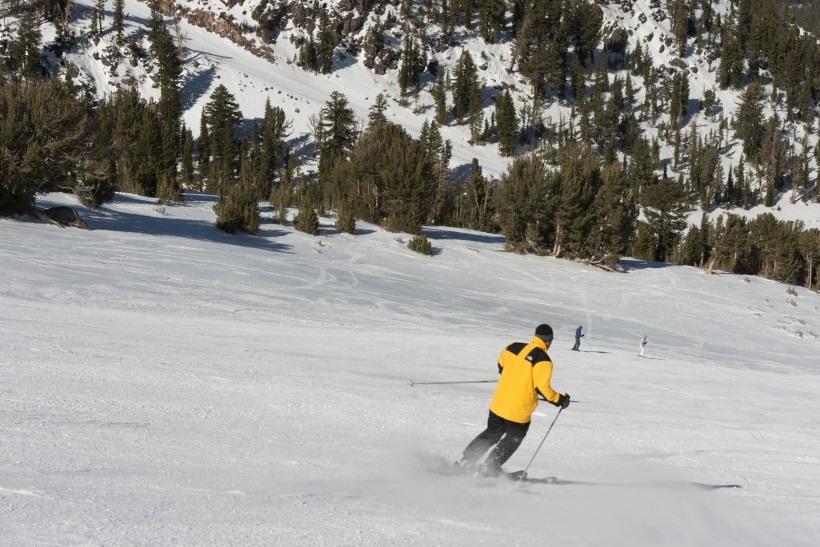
(458, 324), (570, 477)
(572, 326), (584, 351)
(638, 335), (648, 357)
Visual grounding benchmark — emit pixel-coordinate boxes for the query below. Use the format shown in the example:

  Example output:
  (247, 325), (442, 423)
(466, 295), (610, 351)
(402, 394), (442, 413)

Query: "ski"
(502, 471), (559, 484)
(435, 459), (739, 490)
(444, 462), (559, 485)
(503, 470), (527, 481)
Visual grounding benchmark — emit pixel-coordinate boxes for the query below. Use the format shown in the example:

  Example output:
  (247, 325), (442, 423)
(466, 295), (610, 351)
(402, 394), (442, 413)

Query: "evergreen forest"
(1, 0), (820, 288)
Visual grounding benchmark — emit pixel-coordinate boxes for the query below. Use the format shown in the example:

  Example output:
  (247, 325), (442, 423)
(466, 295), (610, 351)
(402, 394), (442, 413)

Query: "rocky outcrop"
(363, 46), (399, 75)
(602, 24), (628, 54)
(159, 1), (276, 63)
(669, 57), (687, 71)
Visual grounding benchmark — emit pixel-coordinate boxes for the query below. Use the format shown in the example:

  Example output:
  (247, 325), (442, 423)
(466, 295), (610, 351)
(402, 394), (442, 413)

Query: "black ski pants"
(462, 410), (530, 470)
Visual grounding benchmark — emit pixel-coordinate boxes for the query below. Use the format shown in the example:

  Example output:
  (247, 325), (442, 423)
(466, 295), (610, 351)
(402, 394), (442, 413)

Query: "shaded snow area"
(2, 193), (819, 545)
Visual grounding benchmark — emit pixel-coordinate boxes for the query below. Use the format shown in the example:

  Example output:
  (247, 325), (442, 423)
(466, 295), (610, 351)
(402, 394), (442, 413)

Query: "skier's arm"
(533, 360), (560, 405)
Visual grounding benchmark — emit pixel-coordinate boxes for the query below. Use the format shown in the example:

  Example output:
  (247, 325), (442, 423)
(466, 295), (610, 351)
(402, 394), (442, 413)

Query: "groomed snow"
(1, 193), (819, 545)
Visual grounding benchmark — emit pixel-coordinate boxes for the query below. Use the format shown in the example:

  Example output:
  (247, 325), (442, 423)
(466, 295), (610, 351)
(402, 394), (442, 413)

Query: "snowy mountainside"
(1, 191), (819, 544)
(44, 0), (814, 189)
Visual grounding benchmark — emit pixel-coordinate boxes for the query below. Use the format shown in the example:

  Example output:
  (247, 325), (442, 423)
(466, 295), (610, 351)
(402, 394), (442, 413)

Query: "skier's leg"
(572, 339), (580, 351)
(484, 420), (531, 471)
(462, 411), (505, 464)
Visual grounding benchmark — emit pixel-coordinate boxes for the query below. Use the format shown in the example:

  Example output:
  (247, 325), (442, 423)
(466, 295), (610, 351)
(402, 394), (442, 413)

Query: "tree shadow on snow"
(449, 162), (479, 184)
(618, 258), (679, 271)
(424, 226), (505, 245)
(287, 133), (316, 165)
(62, 193), (292, 253)
(181, 66), (217, 111)
(331, 50), (358, 71)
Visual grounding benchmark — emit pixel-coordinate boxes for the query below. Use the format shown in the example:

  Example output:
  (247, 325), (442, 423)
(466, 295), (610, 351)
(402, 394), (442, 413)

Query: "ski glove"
(556, 393), (571, 409)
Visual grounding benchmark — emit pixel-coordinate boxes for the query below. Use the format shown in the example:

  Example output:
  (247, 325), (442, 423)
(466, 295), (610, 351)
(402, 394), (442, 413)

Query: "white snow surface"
(2, 192), (820, 545)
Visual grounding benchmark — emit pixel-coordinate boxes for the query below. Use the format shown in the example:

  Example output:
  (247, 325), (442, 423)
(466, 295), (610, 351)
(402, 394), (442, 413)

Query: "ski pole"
(521, 407), (563, 478)
(410, 379), (495, 386)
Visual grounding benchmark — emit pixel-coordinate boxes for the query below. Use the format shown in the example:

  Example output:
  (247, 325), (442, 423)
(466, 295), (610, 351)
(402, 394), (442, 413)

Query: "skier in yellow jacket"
(460, 324), (570, 475)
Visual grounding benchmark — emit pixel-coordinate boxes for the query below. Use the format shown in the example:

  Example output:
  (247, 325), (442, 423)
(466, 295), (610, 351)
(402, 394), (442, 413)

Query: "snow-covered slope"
(1, 192), (818, 544)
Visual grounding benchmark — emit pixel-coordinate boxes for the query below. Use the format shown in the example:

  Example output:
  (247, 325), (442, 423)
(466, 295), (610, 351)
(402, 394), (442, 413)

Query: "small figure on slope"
(572, 325), (584, 351)
(458, 324), (570, 477)
(638, 335), (648, 357)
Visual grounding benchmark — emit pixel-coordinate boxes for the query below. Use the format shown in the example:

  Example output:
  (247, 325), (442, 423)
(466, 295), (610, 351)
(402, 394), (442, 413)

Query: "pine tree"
(114, 0), (125, 44)
(700, 0), (714, 33)
(299, 37), (318, 71)
(462, 0), (475, 30)
(335, 197), (357, 234)
(96, 0), (106, 34)
(147, 0), (164, 43)
(0, 80), (98, 214)
(496, 90), (518, 156)
(624, 73), (635, 114)
(398, 34), (420, 97)
(735, 81), (766, 159)
(198, 114), (210, 190)
(467, 71), (484, 144)
(180, 124), (195, 189)
(718, 16), (744, 88)
(202, 85), (242, 192)
(589, 161), (635, 258)
(478, 0), (505, 43)
(368, 92), (389, 127)
(464, 158), (493, 231)
(318, 92), (358, 202)
(432, 70), (448, 126)
(214, 182), (260, 234)
(8, 13), (41, 79)
(453, 51), (478, 124)
(760, 114), (788, 206)
(348, 122), (436, 233)
(791, 135), (810, 203)
(153, 24), (183, 188)
(407, 234), (433, 255)
(671, 0), (688, 56)
(260, 100), (292, 192)
(710, 213), (749, 273)
(676, 213), (712, 268)
(273, 152), (296, 223)
(134, 105), (163, 196)
(317, 10), (335, 74)
(669, 73), (689, 125)
(294, 194), (319, 235)
(798, 228), (820, 288)
(573, 0), (602, 67)
(570, 53), (585, 102)
(492, 154), (552, 252)
(639, 175), (690, 261)
(550, 142), (602, 258)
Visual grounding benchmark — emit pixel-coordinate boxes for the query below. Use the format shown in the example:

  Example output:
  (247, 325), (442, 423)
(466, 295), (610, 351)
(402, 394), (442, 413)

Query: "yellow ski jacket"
(489, 336), (560, 424)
